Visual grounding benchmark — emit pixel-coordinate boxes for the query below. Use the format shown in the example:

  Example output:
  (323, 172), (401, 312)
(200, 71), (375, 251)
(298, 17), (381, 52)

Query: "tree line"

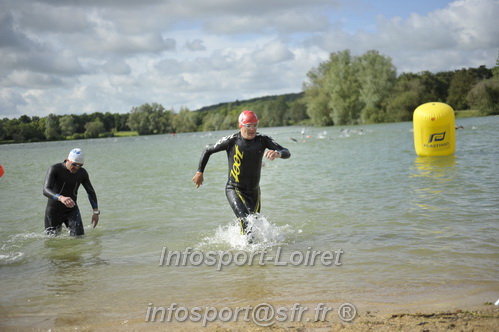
(304, 49), (498, 126)
(1, 49), (498, 143)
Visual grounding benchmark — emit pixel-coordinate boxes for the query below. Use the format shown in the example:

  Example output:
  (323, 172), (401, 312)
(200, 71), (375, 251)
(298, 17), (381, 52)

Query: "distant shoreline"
(0, 112), (488, 145)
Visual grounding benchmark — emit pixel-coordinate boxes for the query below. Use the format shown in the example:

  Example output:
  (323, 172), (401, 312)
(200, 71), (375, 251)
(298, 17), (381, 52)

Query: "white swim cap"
(68, 148), (84, 164)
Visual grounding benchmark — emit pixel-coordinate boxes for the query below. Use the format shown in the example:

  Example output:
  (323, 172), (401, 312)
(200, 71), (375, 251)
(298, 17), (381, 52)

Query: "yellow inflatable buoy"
(413, 102), (456, 156)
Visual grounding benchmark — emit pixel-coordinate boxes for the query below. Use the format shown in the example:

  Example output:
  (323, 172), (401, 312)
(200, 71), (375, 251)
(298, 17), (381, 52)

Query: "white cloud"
(252, 40), (295, 64)
(0, 89), (25, 117)
(185, 39), (206, 52)
(374, 0), (499, 51)
(309, 0), (498, 73)
(98, 58), (132, 75)
(0, 0), (497, 119)
(6, 71), (65, 89)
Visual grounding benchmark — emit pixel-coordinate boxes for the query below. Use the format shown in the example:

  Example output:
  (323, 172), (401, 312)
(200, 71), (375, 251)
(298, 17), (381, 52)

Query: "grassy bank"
(455, 110), (482, 118)
(0, 131), (139, 144)
(109, 131), (138, 137)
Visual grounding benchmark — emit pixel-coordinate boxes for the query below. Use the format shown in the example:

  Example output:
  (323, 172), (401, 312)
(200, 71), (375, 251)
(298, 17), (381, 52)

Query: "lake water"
(1, 116), (498, 330)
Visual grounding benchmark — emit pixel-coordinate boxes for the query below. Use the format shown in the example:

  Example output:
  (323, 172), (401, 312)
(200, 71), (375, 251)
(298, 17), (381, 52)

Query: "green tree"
(385, 73), (426, 122)
(467, 78), (499, 115)
(128, 108), (149, 135)
(326, 50), (362, 125)
(304, 49), (395, 125)
(433, 71), (454, 101)
(417, 71), (449, 102)
(172, 107), (197, 133)
(202, 112), (225, 131)
(2, 118), (19, 141)
(44, 114), (60, 141)
(0, 119), (5, 140)
(84, 119), (105, 138)
(1, 116), (43, 142)
(492, 51), (499, 78)
(263, 96), (288, 127)
(127, 103), (168, 135)
(19, 115), (31, 124)
(73, 113), (91, 134)
(59, 115), (76, 137)
(356, 50), (397, 123)
(303, 60), (334, 126)
(18, 121), (44, 142)
(114, 113), (130, 131)
(102, 112), (116, 132)
(447, 67), (492, 110)
(159, 109), (174, 133)
(287, 99), (308, 125)
(221, 112), (238, 130)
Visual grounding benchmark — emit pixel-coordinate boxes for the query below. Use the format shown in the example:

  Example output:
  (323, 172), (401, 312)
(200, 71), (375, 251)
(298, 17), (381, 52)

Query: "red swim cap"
(238, 110), (259, 128)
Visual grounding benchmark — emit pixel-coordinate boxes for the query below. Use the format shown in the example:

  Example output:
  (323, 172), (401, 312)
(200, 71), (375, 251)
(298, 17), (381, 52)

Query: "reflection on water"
(410, 156), (457, 211)
(44, 235), (107, 329)
(412, 155), (457, 179)
(44, 235), (106, 294)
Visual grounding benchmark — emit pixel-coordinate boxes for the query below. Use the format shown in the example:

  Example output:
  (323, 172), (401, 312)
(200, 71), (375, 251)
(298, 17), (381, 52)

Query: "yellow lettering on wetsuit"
(230, 145), (244, 183)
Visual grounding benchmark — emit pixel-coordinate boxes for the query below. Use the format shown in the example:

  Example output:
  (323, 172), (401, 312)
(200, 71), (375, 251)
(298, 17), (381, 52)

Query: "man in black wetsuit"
(43, 148), (100, 236)
(192, 110), (290, 239)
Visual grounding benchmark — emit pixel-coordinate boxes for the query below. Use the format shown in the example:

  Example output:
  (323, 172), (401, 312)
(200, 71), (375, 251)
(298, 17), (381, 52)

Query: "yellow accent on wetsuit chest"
(230, 145), (244, 183)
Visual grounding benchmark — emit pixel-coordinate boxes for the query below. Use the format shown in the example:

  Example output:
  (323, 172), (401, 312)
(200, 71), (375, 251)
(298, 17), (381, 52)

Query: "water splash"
(0, 251), (25, 263)
(0, 232), (46, 264)
(0, 231), (81, 265)
(197, 214), (293, 251)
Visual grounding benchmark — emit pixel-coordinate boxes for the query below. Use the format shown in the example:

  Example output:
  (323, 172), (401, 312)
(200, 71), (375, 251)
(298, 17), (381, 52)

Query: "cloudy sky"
(1, 0), (498, 119)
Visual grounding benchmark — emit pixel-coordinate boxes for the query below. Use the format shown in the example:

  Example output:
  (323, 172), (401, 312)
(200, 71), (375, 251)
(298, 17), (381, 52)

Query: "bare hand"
(91, 214), (99, 228)
(265, 150), (282, 161)
(192, 172), (204, 188)
(58, 195), (75, 208)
